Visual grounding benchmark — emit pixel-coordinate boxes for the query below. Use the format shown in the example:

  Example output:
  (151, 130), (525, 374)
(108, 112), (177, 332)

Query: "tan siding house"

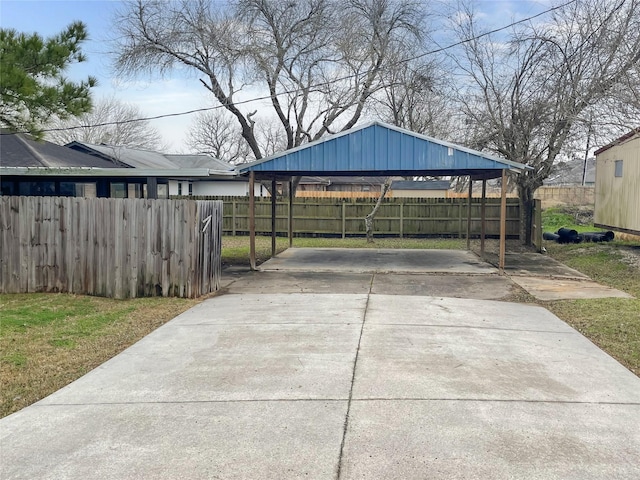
(594, 128), (640, 235)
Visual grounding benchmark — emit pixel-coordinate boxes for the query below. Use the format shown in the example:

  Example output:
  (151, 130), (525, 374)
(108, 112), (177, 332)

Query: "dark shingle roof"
(0, 131), (122, 168)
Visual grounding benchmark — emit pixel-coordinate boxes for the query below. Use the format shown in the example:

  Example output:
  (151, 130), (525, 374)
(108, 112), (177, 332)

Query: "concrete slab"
(170, 293), (368, 325)
(341, 400), (640, 480)
(355, 324), (640, 402)
(510, 276), (634, 301)
(39, 294), (365, 404)
(355, 296), (640, 403)
(3, 281), (640, 479)
(365, 295), (575, 332)
(39, 323), (360, 404)
(223, 271), (373, 294)
(488, 252), (589, 279)
(372, 273), (514, 299)
(260, 248), (497, 274)
(1, 401), (346, 480)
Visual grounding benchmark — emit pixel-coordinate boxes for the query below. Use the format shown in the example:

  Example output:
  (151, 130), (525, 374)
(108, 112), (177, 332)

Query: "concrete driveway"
(2, 250), (639, 479)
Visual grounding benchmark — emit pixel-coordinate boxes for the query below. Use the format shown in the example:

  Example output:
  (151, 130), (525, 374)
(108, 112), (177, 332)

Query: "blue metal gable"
(238, 122), (526, 177)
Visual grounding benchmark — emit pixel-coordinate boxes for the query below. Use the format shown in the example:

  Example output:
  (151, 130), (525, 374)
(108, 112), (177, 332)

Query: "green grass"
(543, 241), (640, 374)
(0, 294), (199, 418)
(0, 295), (135, 335)
(541, 206), (603, 233)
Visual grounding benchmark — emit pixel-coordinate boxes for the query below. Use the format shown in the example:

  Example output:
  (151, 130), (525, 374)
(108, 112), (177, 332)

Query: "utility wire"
(5, 0), (579, 135)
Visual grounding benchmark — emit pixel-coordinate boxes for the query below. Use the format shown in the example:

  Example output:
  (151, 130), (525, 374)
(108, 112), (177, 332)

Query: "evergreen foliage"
(0, 21), (96, 137)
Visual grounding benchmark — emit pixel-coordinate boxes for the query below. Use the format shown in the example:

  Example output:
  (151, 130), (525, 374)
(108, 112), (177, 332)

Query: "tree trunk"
(518, 183), (535, 246)
(365, 178), (392, 243)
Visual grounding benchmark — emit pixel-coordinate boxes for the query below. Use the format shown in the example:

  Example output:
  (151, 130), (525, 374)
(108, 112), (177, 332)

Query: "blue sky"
(1, 0), (553, 152)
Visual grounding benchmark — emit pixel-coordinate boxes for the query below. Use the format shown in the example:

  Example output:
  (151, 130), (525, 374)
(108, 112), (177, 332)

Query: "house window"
(1, 180), (16, 195)
(110, 183), (127, 198)
(79, 183), (97, 198)
(129, 183), (143, 198)
(614, 160), (623, 177)
(157, 184), (169, 199)
(178, 183), (183, 195)
(60, 182), (77, 196)
(19, 181), (55, 196)
(188, 182), (193, 196)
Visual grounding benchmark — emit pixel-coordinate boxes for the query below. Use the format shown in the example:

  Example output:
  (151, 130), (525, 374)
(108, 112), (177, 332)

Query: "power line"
(6, 0), (579, 135)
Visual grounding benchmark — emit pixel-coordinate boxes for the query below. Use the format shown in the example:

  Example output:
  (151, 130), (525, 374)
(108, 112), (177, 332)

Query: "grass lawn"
(540, 205), (639, 375)
(2, 228), (638, 418)
(541, 241), (640, 375)
(0, 294), (199, 418)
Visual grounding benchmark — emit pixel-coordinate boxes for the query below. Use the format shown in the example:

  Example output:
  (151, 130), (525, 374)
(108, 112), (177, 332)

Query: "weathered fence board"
(194, 196), (520, 238)
(0, 197), (222, 299)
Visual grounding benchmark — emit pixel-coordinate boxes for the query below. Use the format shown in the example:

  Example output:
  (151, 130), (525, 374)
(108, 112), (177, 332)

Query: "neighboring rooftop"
(544, 157), (596, 185)
(0, 131), (122, 169)
(391, 180), (451, 190)
(66, 142), (234, 172)
(300, 176), (392, 186)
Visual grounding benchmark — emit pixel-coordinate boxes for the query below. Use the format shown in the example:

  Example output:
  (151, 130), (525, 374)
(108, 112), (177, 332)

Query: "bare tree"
(46, 96), (164, 150)
(186, 110), (252, 163)
(114, 0), (429, 182)
(362, 57), (453, 241)
(450, 0), (640, 244)
(375, 58), (455, 139)
(187, 109), (288, 164)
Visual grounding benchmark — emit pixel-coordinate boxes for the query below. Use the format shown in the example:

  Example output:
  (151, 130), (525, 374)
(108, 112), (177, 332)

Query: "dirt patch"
(619, 246), (640, 271)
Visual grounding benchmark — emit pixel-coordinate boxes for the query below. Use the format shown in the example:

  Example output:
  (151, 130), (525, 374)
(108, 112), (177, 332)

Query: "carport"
(238, 121), (529, 271)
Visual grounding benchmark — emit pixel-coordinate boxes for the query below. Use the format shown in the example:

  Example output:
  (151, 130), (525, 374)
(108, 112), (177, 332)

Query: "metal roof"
(66, 142), (234, 172)
(238, 121), (528, 179)
(0, 166), (237, 179)
(594, 127), (640, 155)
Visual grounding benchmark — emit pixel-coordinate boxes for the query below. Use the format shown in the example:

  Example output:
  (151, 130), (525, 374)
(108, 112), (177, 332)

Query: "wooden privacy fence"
(199, 196), (520, 238)
(0, 197), (223, 299)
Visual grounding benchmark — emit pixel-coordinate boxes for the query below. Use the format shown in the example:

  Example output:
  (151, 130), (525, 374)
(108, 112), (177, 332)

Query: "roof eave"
(0, 167), (238, 178)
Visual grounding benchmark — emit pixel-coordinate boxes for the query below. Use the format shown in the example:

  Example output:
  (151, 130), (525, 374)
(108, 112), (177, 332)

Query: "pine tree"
(0, 21), (96, 137)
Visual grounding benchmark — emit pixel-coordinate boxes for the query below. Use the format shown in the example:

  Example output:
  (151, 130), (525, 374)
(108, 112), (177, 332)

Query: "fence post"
(342, 202), (346, 238)
(466, 180), (473, 249)
(249, 172), (256, 270)
(288, 180), (293, 248)
(232, 200), (236, 236)
(458, 200), (463, 238)
(499, 170), (507, 273)
(399, 203), (404, 238)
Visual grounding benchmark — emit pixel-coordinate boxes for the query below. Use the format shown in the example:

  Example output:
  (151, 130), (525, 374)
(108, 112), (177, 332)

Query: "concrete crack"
(335, 274), (374, 479)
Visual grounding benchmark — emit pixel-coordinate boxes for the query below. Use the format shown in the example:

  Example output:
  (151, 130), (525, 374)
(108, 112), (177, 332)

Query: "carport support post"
(249, 171), (256, 270)
(499, 169), (507, 273)
(480, 179), (487, 259)
(466, 178), (473, 250)
(271, 178), (277, 257)
(288, 179), (294, 248)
